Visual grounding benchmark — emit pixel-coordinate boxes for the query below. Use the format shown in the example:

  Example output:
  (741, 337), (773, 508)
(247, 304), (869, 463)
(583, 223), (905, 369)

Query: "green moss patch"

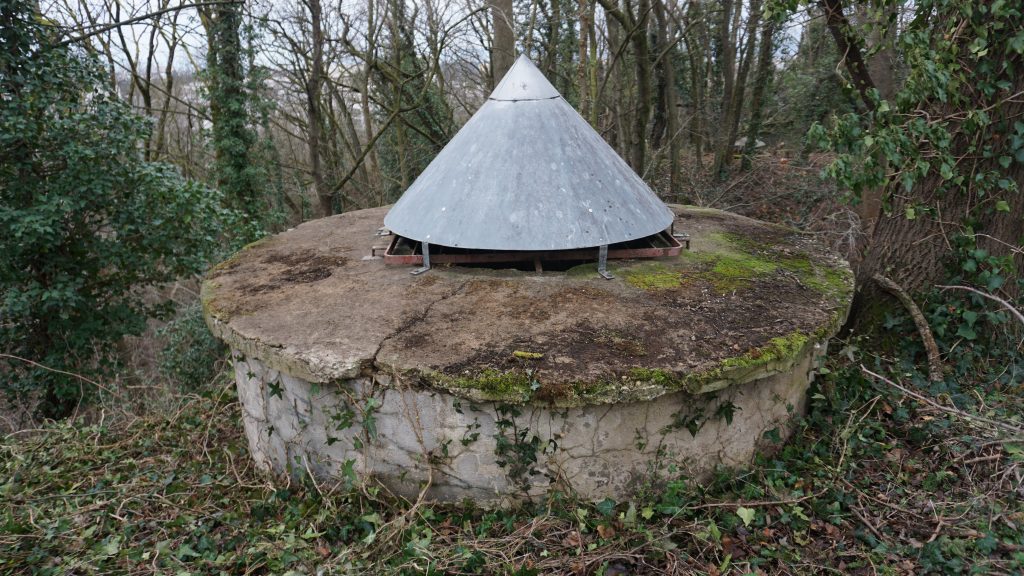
(622, 262), (685, 290)
(432, 369), (534, 402)
(627, 331), (813, 396)
(723, 332), (809, 369)
(677, 232), (852, 298)
(702, 251), (777, 292)
(678, 233), (779, 293)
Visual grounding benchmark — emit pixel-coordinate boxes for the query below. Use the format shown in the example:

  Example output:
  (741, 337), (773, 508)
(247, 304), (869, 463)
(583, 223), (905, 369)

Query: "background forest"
(1, 0), (1023, 573)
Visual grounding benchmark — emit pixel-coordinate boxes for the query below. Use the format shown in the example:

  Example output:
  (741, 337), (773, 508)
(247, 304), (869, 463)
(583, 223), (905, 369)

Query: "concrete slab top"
(202, 205), (853, 407)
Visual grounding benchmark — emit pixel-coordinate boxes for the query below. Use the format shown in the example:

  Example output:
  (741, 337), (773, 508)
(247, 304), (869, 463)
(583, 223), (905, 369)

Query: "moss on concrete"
(801, 265), (852, 299)
(549, 222), (851, 303)
(622, 262), (685, 290)
(201, 237), (276, 322)
(673, 231), (852, 299)
(431, 369), (534, 403)
(724, 333), (809, 368)
(701, 252), (777, 292)
(677, 233), (779, 293)
(205, 236), (271, 277)
(626, 330), (815, 397)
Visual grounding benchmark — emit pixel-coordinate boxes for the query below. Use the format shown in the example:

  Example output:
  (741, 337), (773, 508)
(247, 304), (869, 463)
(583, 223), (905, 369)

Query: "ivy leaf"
(901, 172), (915, 193)
(962, 310), (979, 327)
(596, 498), (616, 517)
(998, 156), (1012, 169)
(176, 543), (199, 559)
(736, 507), (756, 527)
(905, 206), (917, 220)
(995, 200), (1010, 212)
(956, 324), (977, 340)
(96, 536), (121, 558)
(987, 274), (1005, 291)
(1011, 30), (1024, 54)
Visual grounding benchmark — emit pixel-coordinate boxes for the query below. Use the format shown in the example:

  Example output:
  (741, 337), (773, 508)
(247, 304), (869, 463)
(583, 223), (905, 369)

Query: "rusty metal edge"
(382, 232), (683, 266)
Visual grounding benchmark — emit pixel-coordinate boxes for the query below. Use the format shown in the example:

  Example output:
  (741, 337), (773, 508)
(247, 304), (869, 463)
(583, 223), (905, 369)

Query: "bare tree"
(489, 0), (515, 85)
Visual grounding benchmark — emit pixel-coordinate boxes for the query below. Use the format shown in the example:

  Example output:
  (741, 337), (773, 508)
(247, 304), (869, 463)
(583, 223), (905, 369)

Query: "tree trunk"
(305, 0), (330, 217)
(598, 0), (652, 171)
(199, 2), (260, 213)
(632, 0), (652, 172)
(742, 19), (774, 170)
(362, 0), (383, 205)
(576, 0), (589, 119)
(587, 0), (598, 126)
(817, 0), (876, 111)
(855, 2), (897, 249)
(821, 2), (1024, 332)
(489, 0), (515, 87)
(684, 0), (706, 167)
(650, 0), (669, 151)
(711, 0), (735, 178)
(653, 0), (680, 194)
(544, 0), (560, 78)
(725, 0), (762, 169)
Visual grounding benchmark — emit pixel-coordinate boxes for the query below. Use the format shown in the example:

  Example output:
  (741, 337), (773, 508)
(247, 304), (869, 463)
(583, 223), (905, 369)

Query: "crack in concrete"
(369, 279), (471, 373)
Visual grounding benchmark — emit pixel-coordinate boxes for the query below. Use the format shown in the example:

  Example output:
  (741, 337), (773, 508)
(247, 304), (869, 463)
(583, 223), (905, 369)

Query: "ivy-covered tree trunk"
(200, 2), (261, 215)
(814, 0), (1024, 317)
(858, 113), (1024, 294)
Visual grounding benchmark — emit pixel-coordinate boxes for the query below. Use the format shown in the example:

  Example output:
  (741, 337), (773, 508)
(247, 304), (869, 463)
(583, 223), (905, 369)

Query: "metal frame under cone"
(380, 230), (686, 267)
(383, 55), (674, 252)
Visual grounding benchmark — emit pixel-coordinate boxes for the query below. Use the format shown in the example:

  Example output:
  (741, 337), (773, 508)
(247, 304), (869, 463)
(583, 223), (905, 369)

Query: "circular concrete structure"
(202, 205), (853, 503)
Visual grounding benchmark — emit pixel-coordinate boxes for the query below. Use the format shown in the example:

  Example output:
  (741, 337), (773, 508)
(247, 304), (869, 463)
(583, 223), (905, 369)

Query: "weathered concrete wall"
(232, 340), (825, 503)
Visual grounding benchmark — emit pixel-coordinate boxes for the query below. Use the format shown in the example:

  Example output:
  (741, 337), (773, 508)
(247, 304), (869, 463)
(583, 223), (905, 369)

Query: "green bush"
(0, 0), (241, 417)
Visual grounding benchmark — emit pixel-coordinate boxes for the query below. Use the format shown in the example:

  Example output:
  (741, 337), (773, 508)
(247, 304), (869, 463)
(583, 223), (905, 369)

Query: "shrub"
(0, 0), (241, 417)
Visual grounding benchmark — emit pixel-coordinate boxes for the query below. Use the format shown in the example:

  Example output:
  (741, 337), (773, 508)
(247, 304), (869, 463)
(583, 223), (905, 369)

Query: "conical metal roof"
(383, 55), (673, 251)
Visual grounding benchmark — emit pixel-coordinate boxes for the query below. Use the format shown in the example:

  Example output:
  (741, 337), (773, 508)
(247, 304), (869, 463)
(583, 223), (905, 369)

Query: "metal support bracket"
(597, 244), (614, 280)
(411, 241), (431, 275)
(361, 245), (389, 261)
(670, 223), (691, 250)
(673, 232), (691, 250)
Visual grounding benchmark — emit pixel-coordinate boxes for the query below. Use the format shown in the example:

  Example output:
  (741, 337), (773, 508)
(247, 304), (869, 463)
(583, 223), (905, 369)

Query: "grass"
(2, 338), (1022, 575)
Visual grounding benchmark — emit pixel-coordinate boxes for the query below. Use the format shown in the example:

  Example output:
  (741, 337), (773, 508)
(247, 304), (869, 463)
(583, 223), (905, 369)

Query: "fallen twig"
(851, 498), (886, 542)
(0, 353), (121, 398)
(861, 366), (1024, 436)
(937, 284), (1024, 328)
(873, 274), (944, 382)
